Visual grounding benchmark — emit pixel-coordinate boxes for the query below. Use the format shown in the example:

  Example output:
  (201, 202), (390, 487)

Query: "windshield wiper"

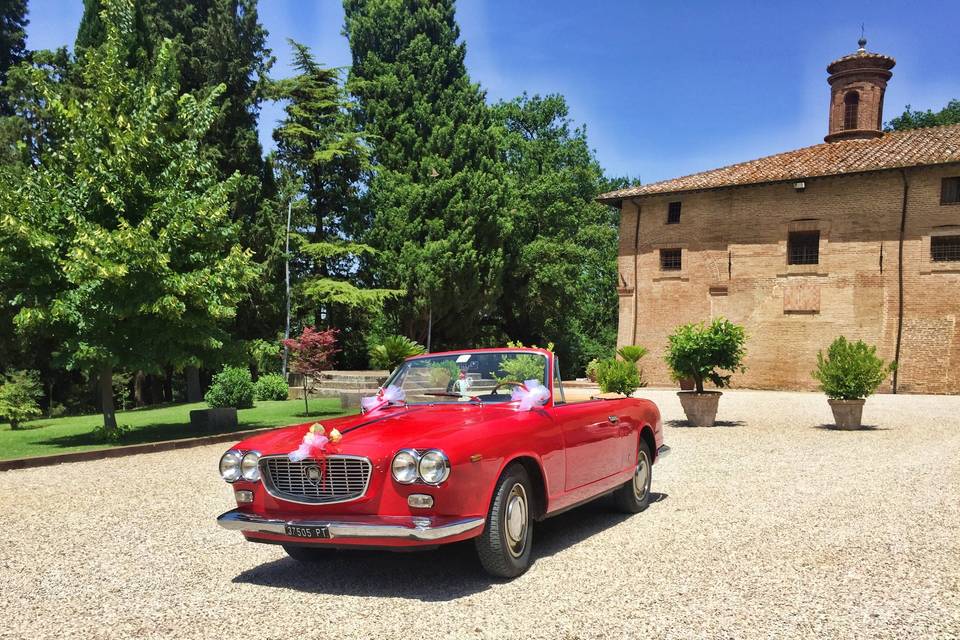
(422, 392), (482, 404)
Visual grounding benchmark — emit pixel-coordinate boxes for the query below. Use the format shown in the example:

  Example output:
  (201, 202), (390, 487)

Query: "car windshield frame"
(382, 350), (552, 406)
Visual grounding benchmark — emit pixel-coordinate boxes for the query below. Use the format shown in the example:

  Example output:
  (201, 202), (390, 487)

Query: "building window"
(788, 230), (820, 265)
(942, 177), (960, 205)
(660, 248), (682, 271)
(931, 235), (960, 262)
(667, 201), (682, 224)
(843, 91), (859, 130)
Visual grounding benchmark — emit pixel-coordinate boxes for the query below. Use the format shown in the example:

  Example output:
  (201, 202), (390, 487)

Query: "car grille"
(260, 455), (372, 504)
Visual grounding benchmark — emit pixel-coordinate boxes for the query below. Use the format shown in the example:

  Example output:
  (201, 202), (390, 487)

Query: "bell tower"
(825, 37), (895, 142)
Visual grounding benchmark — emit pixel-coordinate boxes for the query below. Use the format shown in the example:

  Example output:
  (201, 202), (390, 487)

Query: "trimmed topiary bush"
(254, 373), (289, 401)
(205, 366), (255, 409)
(812, 336), (895, 400)
(596, 358), (641, 397)
(665, 318), (747, 394)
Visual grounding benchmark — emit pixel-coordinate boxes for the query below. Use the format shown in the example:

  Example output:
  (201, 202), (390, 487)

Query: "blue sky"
(25, 0), (960, 184)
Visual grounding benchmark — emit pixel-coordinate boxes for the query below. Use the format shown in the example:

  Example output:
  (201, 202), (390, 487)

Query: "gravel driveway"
(2, 389), (959, 639)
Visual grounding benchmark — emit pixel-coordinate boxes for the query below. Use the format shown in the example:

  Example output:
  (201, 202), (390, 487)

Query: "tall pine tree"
(343, 0), (507, 349)
(272, 41), (401, 365)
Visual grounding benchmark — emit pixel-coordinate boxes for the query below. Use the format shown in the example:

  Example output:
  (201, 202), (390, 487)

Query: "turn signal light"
(234, 490), (254, 504)
(407, 494), (434, 509)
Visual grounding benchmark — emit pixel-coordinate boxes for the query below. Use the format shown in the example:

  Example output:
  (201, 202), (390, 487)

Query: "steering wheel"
(488, 380), (528, 396)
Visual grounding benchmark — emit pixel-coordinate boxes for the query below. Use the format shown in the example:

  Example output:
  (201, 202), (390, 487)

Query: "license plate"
(284, 524), (330, 539)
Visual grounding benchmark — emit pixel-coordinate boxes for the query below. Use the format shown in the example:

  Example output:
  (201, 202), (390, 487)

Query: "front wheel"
(475, 464), (533, 578)
(612, 439), (652, 513)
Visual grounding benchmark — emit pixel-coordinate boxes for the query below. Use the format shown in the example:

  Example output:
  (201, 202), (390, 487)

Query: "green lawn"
(0, 399), (353, 461)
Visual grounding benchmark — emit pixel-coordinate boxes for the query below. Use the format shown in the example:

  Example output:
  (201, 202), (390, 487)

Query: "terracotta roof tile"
(597, 123), (960, 203)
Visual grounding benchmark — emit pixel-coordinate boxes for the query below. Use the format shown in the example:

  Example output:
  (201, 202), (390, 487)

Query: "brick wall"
(617, 163), (960, 394)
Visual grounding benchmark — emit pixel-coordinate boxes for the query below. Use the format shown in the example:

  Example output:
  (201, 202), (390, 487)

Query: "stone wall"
(616, 163), (960, 394)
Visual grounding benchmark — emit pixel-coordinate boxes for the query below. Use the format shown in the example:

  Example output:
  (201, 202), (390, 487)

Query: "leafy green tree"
(1, 0), (257, 433)
(0, 0), (28, 116)
(885, 99), (960, 131)
(78, 0), (276, 348)
(493, 93), (620, 375)
(343, 0), (508, 347)
(272, 41), (401, 332)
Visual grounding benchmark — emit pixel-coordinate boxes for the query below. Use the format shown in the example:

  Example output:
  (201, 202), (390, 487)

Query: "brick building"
(598, 40), (960, 394)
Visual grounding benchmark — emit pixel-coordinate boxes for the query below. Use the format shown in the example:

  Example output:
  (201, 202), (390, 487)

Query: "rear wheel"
(282, 544), (330, 563)
(475, 464), (533, 578)
(612, 439), (652, 513)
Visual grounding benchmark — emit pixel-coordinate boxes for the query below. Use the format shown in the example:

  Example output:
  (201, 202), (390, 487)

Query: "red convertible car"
(216, 347), (668, 577)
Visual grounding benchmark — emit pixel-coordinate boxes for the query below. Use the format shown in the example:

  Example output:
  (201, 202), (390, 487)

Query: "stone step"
(289, 386), (380, 400)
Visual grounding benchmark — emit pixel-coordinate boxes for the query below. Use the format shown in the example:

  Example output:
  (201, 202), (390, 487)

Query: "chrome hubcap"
(633, 450), (650, 500)
(504, 483), (528, 557)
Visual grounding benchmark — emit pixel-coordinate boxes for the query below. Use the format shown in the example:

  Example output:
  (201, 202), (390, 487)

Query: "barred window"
(788, 231), (820, 265)
(660, 248), (682, 271)
(931, 235), (960, 262)
(667, 202), (682, 224)
(942, 177), (960, 205)
(843, 92), (859, 130)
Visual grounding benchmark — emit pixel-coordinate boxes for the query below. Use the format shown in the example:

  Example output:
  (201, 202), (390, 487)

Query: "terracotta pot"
(677, 391), (722, 427)
(828, 398), (866, 429)
(678, 377), (695, 391)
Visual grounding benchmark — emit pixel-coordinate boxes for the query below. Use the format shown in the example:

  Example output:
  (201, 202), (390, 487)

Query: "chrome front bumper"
(217, 509), (485, 542)
(657, 444), (671, 459)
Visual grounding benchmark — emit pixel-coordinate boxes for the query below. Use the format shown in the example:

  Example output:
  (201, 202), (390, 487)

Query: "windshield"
(383, 351), (550, 404)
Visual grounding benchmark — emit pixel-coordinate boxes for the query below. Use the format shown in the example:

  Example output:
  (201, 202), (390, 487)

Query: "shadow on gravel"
(813, 424), (888, 431)
(232, 493), (669, 600)
(666, 419), (744, 428)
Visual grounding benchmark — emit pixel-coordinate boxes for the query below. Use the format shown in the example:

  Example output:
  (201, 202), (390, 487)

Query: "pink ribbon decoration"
(360, 384), (406, 413)
(511, 379), (550, 411)
(289, 430), (330, 462)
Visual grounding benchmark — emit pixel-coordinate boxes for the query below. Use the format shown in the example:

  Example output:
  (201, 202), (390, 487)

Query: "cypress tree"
(0, 0), (28, 116)
(343, 0), (507, 348)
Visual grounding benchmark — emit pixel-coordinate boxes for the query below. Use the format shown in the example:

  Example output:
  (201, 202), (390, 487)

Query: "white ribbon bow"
(511, 379), (550, 411)
(360, 384), (406, 413)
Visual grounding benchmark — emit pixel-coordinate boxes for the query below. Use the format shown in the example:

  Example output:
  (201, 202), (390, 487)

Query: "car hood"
(234, 403), (521, 459)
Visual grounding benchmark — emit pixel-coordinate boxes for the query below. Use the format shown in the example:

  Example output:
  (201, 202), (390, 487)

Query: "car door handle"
(607, 415), (619, 423)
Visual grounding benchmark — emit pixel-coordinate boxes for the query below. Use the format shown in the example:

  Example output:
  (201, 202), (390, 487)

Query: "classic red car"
(216, 347), (668, 577)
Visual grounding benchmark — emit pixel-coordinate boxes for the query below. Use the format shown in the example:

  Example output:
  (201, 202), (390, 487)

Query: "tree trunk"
(99, 365), (118, 433)
(303, 380), (309, 416)
(163, 367), (173, 402)
(695, 376), (704, 394)
(134, 371), (146, 407)
(150, 375), (164, 405)
(185, 365), (202, 403)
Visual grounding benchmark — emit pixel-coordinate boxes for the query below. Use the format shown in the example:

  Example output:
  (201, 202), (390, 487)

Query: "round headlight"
(418, 450), (450, 485)
(391, 449), (419, 484)
(219, 449), (242, 482)
(241, 451), (261, 482)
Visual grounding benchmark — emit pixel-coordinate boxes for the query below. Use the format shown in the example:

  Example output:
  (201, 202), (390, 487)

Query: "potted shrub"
(812, 336), (895, 429)
(595, 358), (641, 397)
(665, 318), (747, 427)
